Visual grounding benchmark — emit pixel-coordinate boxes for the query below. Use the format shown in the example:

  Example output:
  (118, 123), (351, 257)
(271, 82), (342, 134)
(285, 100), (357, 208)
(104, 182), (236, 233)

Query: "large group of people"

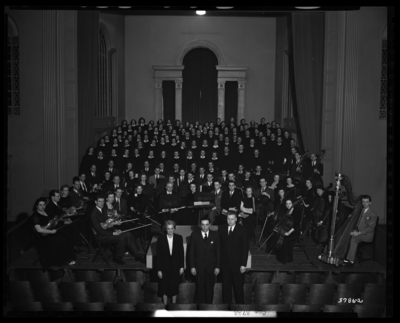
(30, 117), (378, 304)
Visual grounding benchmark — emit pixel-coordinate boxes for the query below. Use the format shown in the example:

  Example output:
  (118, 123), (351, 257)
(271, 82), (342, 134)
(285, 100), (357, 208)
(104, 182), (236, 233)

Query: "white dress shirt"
(167, 235), (173, 255)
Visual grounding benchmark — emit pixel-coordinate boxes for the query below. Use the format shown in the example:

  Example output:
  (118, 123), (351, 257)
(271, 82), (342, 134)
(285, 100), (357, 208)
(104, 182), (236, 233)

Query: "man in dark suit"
(219, 212), (249, 304)
(201, 173), (214, 193)
(148, 166), (165, 188)
(45, 189), (65, 219)
(70, 177), (87, 207)
(114, 187), (128, 217)
(105, 159), (120, 178)
(206, 180), (224, 225)
(107, 175), (123, 194)
(86, 164), (100, 192)
(343, 195), (378, 267)
(221, 181), (242, 218)
(157, 182), (183, 224)
(91, 195), (144, 265)
(189, 216), (221, 304)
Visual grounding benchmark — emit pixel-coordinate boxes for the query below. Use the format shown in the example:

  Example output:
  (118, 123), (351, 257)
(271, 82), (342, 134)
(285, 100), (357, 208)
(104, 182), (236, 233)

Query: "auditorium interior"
(5, 6), (392, 317)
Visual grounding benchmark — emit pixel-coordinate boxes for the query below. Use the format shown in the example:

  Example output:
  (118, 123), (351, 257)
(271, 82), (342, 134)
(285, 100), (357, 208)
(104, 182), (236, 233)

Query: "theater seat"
(167, 303), (197, 311)
(30, 281), (61, 303)
(212, 283), (223, 304)
(143, 282), (162, 303)
(26, 269), (50, 284)
(99, 270), (118, 282)
(115, 282), (142, 304)
(308, 284), (335, 306)
(9, 281), (35, 304)
(136, 302), (165, 311)
(74, 302), (105, 311)
(292, 304), (321, 312)
(281, 284), (307, 305)
(86, 281), (117, 303)
(322, 304), (353, 313)
(105, 302), (136, 311)
(344, 273), (371, 285)
(176, 283), (196, 304)
(270, 272), (297, 284)
(254, 284), (280, 305)
(198, 304), (229, 311)
(58, 282), (89, 303)
(334, 284), (363, 305)
(12, 302), (43, 312)
(230, 304), (259, 311)
(353, 304), (384, 318)
(259, 304), (291, 312)
(232, 283), (253, 304)
(41, 302), (74, 311)
(297, 272), (323, 284)
(74, 270), (100, 282)
(362, 284), (386, 305)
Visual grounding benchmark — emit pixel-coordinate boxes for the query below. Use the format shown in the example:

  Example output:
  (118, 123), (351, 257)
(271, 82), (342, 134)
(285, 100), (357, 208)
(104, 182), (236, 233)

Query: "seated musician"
(194, 167), (207, 186)
(32, 198), (77, 267)
(148, 166), (165, 189)
(285, 176), (299, 201)
(228, 172), (242, 188)
(157, 182), (183, 224)
(220, 181), (242, 221)
(310, 186), (326, 232)
(86, 164), (100, 193)
(301, 179), (316, 227)
(343, 195), (378, 268)
(254, 177), (275, 227)
(105, 159), (120, 178)
(207, 161), (219, 178)
(218, 169), (229, 191)
(101, 171), (113, 192)
(235, 164), (245, 184)
(59, 184), (75, 214)
(91, 195), (144, 265)
(137, 173), (154, 198)
(114, 187), (128, 217)
(201, 173), (214, 193)
(184, 182), (200, 225)
(79, 173), (90, 197)
(205, 180), (223, 225)
(267, 198), (302, 265)
(241, 170), (257, 191)
(70, 177), (89, 207)
(124, 170), (137, 195)
(290, 152), (306, 180)
(240, 187), (256, 243)
(252, 165), (265, 185)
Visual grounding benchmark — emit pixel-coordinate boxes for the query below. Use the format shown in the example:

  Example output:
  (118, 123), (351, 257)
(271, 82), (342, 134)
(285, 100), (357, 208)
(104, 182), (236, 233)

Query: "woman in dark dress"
(285, 176), (299, 201)
(157, 220), (184, 305)
(79, 146), (96, 176)
(31, 198), (76, 268)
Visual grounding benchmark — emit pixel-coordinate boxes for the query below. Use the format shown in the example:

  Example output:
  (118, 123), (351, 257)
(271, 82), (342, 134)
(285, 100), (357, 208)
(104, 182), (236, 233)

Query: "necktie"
(229, 227), (232, 236)
(204, 233), (207, 241)
(230, 191), (233, 197)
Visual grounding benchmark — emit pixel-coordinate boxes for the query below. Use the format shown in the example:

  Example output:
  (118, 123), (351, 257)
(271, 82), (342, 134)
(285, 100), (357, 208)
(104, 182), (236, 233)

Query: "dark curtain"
(77, 11), (99, 163)
(224, 81), (238, 123)
(162, 80), (176, 123)
(290, 13), (325, 154)
(182, 48), (218, 124)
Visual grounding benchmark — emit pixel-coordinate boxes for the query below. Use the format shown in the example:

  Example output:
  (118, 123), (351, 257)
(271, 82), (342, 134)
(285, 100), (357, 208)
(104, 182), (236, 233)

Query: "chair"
(270, 272), (297, 284)
(362, 284), (386, 305)
(105, 302), (136, 311)
(86, 281), (117, 303)
(334, 284), (363, 305)
(30, 281), (62, 303)
(41, 302), (74, 311)
(167, 303), (197, 311)
(212, 283), (223, 304)
(199, 304), (229, 311)
(353, 304), (384, 318)
(25, 269), (51, 284)
(292, 304), (321, 312)
(356, 217), (379, 265)
(254, 284), (280, 305)
(58, 282), (90, 303)
(136, 302), (165, 311)
(115, 282), (143, 304)
(344, 273), (371, 285)
(281, 284), (308, 305)
(11, 302), (43, 312)
(308, 284), (335, 306)
(323, 304), (353, 313)
(99, 270), (118, 282)
(297, 272), (323, 284)
(74, 270), (100, 282)
(249, 272), (274, 284)
(176, 283), (196, 304)
(143, 282), (162, 303)
(90, 224), (114, 265)
(259, 304), (291, 312)
(74, 302), (105, 311)
(28, 227), (43, 266)
(9, 281), (35, 304)
(230, 304), (259, 311)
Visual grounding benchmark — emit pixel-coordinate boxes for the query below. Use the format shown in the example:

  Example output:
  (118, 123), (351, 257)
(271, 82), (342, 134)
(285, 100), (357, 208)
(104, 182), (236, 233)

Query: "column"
(154, 82), (163, 121)
(237, 82), (246, 122)
(175, 81), (182, 121)
(43, 10), (59, 192)
(217, 81), (225, 120)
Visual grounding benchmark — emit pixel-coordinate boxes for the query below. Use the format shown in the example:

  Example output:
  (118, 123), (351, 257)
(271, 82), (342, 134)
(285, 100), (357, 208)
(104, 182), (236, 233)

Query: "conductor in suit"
(343, 195), (378, 267)
(219, 211), (249, 304)
(189, 216), (221, 304)
(157, 220), (185, 305)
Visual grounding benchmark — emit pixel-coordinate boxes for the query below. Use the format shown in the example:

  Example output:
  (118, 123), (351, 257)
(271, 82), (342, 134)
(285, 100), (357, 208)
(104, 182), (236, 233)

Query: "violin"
(270, 199), (302, 250)
(41, 207), (82, 235)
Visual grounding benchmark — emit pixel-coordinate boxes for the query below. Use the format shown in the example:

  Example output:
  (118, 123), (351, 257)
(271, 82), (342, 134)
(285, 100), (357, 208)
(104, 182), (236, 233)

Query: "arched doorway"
(182, 48), (218, 124)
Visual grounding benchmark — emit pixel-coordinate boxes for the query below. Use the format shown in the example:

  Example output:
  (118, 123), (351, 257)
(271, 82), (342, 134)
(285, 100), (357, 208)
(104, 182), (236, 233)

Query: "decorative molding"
(176, 39), (226, 66)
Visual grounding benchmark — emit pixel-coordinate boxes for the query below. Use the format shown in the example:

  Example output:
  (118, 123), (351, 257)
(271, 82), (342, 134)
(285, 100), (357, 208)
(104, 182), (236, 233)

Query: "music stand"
(295, 206), (318, 268)
(192, 192), (215, 224)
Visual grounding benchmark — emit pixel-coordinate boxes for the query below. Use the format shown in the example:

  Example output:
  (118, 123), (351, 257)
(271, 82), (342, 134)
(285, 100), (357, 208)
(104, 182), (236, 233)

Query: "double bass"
(293, 150), (309, 183)
(318, 174), (363, 266)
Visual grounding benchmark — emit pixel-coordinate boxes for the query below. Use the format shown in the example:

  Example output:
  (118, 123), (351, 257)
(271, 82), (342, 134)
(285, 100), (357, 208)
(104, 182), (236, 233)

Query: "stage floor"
(8, 233), (385, 275)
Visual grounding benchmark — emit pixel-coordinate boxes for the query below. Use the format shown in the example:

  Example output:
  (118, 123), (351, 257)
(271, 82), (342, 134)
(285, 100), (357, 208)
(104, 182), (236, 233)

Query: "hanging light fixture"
(196, 10), (206, 15)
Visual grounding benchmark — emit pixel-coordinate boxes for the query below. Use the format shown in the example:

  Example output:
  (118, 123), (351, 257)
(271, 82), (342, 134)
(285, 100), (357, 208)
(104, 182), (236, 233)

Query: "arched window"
(379, 25), (387, 120)
(97, 26), (116, 117)
(7, 16), (20, 116)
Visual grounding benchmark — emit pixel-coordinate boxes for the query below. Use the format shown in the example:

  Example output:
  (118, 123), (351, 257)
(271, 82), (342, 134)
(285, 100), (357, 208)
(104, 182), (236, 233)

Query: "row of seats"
(10, 269), (383, 285)
(9, 281), (386, 306)
(9, 301), (385, 317)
